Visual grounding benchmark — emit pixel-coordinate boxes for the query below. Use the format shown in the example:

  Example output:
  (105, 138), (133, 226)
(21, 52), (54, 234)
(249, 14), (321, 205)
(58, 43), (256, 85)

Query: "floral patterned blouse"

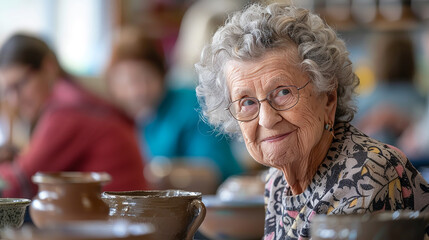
(264, 123), (429, 240)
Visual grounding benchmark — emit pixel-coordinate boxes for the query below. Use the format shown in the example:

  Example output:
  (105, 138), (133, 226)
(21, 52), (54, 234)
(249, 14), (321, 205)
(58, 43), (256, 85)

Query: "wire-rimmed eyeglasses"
(225, 81), (311, 122)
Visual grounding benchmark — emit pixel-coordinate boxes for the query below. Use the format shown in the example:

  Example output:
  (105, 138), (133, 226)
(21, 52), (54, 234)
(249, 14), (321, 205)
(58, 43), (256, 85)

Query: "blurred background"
(0, 0), (428, 188)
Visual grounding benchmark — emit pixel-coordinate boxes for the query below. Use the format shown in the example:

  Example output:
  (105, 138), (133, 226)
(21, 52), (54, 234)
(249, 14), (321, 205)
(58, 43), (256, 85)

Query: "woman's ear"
(325, 89), (337, 124)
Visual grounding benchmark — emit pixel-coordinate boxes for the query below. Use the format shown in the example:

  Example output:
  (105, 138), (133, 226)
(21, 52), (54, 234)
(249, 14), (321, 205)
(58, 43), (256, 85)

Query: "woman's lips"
(261, 131), (293, 143)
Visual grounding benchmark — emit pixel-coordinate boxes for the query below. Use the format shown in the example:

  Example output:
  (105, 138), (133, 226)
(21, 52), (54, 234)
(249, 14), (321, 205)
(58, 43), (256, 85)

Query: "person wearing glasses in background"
(0, 33), (148, 198)
(195, 3), (429, 240)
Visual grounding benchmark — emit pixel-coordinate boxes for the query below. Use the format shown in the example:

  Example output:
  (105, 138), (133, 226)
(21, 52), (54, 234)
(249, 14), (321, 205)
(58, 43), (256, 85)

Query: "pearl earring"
(324, 123), (330, 130)
(325, 122), (336, 139)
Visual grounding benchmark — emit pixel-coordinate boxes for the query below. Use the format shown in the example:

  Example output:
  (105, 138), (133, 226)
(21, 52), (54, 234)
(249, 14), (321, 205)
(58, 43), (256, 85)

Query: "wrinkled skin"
(225, 47), (337, 194)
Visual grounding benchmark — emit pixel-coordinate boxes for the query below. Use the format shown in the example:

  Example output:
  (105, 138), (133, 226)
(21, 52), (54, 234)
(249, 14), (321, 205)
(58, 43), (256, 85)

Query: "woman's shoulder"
(330, 123), (429, 212)
(332, 124), (408, 183)
(337, 123), (407, 168)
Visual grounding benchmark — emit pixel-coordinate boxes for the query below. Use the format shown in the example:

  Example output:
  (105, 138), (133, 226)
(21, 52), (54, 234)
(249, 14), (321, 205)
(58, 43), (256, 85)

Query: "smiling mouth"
(262, 131), (294, 143)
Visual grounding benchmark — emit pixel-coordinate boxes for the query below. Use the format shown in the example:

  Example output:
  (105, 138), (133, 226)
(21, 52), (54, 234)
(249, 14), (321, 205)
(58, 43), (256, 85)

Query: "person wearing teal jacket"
(141, 88), (243, 181)
(106, 27), (243, 184)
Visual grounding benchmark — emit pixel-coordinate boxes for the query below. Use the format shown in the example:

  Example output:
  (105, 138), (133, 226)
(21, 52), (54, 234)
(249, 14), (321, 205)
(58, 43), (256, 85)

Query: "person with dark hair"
(0, 33), (148, 198)
(106, 27), (243, 187)
(355, 33), (427, 146)
(398, 30), (429, 160)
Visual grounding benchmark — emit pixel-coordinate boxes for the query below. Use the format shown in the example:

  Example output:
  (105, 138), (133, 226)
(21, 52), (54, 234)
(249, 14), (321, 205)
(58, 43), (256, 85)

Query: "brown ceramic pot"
(311, 210), (429, 240)
(102, 190), (206, 240)
(199, 195), (265, 240)
(30, 172), (111, 228)
(2, 220), (155, 240)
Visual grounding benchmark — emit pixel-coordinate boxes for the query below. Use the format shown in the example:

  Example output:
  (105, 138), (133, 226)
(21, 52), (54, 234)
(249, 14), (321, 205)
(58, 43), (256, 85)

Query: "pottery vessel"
(102, 190), (206, 240)
(2, 220), (155, 240)
(30, 172), (111, 228)
(199, 195), (265, 240)
(0, 198), (31, 229)
(311, 210), (429, 240)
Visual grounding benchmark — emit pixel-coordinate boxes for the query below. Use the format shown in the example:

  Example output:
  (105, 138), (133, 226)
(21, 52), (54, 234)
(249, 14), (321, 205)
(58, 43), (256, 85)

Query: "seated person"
(354, 33), (426, 146)
(194, 3), (429, 239)
(0, 33), (148, 198)
(398, 31), (429, 162)
(106, 28), (243, 184)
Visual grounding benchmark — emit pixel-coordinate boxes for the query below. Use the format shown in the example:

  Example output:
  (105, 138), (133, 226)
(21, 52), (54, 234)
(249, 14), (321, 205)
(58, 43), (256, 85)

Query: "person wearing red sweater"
(0, 33), (148, 198)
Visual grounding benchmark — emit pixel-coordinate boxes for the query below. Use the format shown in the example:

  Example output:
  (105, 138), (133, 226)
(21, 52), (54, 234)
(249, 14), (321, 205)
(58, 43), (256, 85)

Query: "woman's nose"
(258, 101), (282, 129)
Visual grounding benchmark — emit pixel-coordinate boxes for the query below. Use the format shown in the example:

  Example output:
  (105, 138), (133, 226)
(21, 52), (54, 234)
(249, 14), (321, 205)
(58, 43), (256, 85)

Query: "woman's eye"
(242, 99), (256, 106)
(277, 88), (290, 96)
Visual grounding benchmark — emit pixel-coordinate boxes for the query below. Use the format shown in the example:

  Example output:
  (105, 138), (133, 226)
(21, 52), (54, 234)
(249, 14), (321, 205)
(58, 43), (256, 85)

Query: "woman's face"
(225, 48), (336, 169)
(0, 64), (53, 124)
(108, 60), (164, 120)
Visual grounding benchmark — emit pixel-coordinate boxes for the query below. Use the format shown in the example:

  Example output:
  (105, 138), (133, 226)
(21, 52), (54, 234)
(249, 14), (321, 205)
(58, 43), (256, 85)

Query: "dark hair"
(0, 33), (52, 69)
(374, 32), (415, 83)
(108, 27), (166, 77)
(0, 33), (68, 77)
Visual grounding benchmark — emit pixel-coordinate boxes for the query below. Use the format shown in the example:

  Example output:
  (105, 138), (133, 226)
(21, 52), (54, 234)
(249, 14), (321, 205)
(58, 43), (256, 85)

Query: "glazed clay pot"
(2, 220), (155, 240)
(30, 172), (111, 228)
(311, 211), (429, 240)
(199, 195), (265, 240)
(0, 198), (31, 229)
(102, 190), (206, 240)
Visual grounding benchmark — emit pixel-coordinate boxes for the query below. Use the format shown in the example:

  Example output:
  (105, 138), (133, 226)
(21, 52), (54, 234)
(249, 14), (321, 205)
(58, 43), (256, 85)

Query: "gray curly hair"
(195, 3), (359, 136)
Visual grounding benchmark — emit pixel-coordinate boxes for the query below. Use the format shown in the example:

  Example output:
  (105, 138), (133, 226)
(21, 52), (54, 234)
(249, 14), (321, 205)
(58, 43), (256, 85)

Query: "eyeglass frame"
(225, 80), (311, 122)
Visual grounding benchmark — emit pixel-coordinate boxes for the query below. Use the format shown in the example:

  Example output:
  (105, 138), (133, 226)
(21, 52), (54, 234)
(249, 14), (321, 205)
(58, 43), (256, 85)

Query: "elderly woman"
(196, 3), (429, 240)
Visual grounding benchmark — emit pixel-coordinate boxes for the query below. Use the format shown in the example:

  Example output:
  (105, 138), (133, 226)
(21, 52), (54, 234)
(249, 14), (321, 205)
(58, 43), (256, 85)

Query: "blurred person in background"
(169, 0), (262, 176)
(169, 0), (248, 87)
(354, 33), (426, 147)
(398, 30), (429, 162)
(105, 27), (243, 187)
(399, 99), (429, 160)
(0, 33), (148, 198)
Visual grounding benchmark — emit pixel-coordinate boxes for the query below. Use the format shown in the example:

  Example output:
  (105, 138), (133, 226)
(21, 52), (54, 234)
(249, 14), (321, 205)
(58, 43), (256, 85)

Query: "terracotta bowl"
(1, 220), (155, 240)
(311, 210), (429, 240)
(0, 198), (31, 229)
(199, 195), (265, 240)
